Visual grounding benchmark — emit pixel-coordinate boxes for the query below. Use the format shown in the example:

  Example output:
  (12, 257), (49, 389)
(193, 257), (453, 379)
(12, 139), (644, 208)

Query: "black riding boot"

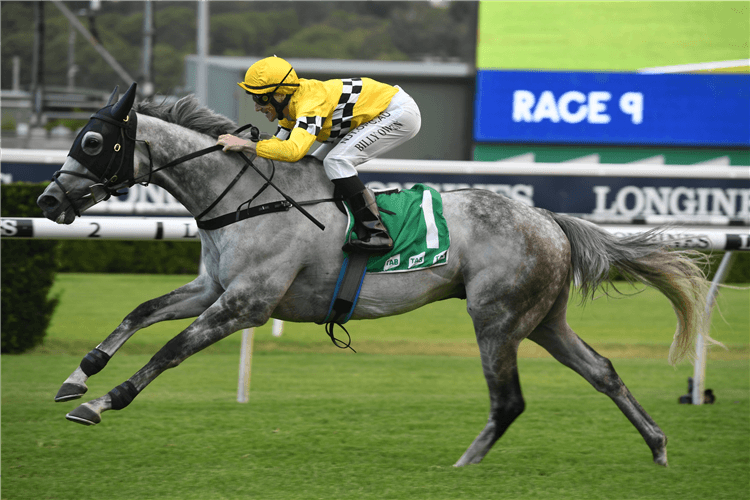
(333, 176), (394, 254)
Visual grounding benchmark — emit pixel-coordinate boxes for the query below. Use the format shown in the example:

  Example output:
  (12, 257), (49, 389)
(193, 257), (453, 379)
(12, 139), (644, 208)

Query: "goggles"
(248, 91), (273, 106)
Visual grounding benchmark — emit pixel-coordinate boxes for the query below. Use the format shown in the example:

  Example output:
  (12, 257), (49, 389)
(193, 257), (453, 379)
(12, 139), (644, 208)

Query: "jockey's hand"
(217, 134), (257, 155)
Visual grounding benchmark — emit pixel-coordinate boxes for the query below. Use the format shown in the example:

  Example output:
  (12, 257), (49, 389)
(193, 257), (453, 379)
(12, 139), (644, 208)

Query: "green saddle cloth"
(344, 184), (451, 273)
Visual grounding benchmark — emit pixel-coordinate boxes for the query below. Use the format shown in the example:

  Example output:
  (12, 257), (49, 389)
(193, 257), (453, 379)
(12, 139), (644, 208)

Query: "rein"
(128, 120), (261, 187)
(131, 123), (327, 231)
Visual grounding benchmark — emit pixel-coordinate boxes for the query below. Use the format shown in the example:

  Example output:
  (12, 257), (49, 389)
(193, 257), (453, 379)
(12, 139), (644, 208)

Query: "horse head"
(37, 82), (140, 224)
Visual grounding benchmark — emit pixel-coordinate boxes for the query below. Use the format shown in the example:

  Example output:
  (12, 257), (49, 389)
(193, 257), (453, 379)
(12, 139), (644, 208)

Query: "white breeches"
(313, 87), (422, 180)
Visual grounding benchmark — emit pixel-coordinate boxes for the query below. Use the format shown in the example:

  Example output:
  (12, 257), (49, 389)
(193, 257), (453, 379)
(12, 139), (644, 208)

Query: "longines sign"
(361, 173), (749, 220)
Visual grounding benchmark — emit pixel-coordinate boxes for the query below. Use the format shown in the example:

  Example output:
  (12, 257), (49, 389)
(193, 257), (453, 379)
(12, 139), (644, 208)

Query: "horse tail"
(548, 212), (715, 365)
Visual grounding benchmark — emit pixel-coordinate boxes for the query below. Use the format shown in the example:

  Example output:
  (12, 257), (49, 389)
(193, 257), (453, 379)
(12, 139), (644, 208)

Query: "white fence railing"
(2, 217), (748, 252)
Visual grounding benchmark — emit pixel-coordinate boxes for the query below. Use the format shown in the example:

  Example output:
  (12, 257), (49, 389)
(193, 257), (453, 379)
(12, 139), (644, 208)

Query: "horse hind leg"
(455, 317), (526, 467)
(528, 320), (668, 466)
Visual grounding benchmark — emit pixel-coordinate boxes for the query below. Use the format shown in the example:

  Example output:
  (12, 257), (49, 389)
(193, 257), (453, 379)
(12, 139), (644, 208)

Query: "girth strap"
(324, 253), (369, 325)
(318, 252), (370, 352)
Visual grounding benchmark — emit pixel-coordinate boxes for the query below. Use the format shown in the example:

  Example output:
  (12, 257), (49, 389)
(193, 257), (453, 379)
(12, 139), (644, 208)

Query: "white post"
(141, 0), (154, 98)
(237, 328), (254, 403)
(272, 319), (284, 337)
(692, 251), (734, 405)
(195, 0), (209, 106)
(67, 23), (77, 90)
(12, 56), (21, 91)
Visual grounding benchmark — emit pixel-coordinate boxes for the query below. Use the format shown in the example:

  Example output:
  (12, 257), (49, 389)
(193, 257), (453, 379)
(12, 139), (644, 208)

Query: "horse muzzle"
(37, 180), (98, 225)
(37, 190), (76, 225)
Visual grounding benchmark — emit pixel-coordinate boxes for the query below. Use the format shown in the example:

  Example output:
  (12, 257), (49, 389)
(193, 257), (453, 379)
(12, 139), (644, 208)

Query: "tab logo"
(384, 254), (400, 271)
(408, 252), (425, 269)
(432, 250), (448, 264)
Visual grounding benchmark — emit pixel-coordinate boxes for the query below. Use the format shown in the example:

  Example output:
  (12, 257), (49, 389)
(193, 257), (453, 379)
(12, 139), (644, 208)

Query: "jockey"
(217, 56), (422, 254)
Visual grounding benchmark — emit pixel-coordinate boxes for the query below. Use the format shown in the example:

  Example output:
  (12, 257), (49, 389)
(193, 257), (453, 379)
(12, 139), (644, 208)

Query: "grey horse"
(37, 83), (714, 467)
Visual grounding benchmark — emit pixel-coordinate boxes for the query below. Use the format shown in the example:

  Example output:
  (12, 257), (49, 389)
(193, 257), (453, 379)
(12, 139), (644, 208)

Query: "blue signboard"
(474, 70), (750, 147)
(360, 172), (749, 220)
(1, 162), (58, 184)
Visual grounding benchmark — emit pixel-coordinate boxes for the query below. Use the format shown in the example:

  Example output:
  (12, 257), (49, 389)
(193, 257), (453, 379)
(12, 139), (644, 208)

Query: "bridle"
(53, 108), (141, 216)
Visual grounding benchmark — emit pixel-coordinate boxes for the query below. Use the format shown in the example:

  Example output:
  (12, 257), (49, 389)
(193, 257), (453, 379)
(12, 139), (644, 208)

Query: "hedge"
(1, 183), (59, 353)
(56, 240), (201, 274)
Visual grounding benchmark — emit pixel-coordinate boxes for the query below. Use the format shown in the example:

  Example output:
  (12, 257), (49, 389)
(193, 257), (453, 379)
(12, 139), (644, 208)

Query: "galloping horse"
(38, 83), (713, 467)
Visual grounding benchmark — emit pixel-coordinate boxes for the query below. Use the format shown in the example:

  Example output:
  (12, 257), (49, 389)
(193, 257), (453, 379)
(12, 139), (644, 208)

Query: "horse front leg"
(64, 284), (274, 425)
(55, 274), (223, 402)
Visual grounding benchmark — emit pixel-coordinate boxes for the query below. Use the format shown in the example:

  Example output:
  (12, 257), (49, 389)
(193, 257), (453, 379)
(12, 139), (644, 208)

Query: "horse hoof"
(55, 383), (88, 402)
(66, 405), (101, 426)
(653, 448), (668, 467)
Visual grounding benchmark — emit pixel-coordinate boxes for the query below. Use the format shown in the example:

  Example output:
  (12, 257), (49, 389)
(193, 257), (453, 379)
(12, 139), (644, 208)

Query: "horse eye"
(82, 131), (104, 155)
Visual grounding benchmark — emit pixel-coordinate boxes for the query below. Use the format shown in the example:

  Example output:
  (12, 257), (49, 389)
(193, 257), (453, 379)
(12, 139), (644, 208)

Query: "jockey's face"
(252, 93), (291, 122)
(255, 100), (278, 122)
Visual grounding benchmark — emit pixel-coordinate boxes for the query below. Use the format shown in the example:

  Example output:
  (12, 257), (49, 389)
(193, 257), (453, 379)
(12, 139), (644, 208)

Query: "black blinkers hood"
(68, 82), (139, 187)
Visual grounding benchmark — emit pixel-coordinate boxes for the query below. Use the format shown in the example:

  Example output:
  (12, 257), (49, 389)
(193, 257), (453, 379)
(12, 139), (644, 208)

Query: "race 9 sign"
(474, 70), (750, 147)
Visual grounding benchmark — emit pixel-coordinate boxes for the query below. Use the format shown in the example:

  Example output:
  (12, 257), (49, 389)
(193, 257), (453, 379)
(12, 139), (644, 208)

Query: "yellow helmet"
(237, 56), (299, 95)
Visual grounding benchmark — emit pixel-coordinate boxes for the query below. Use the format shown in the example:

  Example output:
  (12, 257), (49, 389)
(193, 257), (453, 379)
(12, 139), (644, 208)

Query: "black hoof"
(66, 405), (101, 426)
(55, 383), (87, 402)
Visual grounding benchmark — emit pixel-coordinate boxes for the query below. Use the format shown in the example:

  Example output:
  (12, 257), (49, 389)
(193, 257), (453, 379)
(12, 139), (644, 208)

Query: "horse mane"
(134, 95), (242, 138)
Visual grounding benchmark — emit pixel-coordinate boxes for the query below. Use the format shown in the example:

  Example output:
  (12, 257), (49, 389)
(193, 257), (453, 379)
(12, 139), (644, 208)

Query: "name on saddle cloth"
(345, 184), (450, 273)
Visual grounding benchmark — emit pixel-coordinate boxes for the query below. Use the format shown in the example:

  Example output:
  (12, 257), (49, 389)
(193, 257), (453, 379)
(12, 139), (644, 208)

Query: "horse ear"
(111, 82), (138, 121)
(105, 86), (119, 106)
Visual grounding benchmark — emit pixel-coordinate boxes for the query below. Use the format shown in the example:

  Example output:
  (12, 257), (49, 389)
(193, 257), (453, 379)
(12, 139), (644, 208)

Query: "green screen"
(477, 1), (750, 71)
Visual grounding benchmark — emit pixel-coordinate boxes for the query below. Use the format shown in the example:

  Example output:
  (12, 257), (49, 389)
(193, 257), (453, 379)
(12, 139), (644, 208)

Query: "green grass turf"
(3, 274), (748, 499)
(2, 352), (748, 500)
(477, 1), (750, 71)
(37, 273), (749, 360)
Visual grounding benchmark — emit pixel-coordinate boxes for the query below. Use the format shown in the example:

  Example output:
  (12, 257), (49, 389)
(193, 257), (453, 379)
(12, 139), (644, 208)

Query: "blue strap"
(322, 253), (368, 325)
(319, 252), (369, 352)
(323, 256), (351, 324)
